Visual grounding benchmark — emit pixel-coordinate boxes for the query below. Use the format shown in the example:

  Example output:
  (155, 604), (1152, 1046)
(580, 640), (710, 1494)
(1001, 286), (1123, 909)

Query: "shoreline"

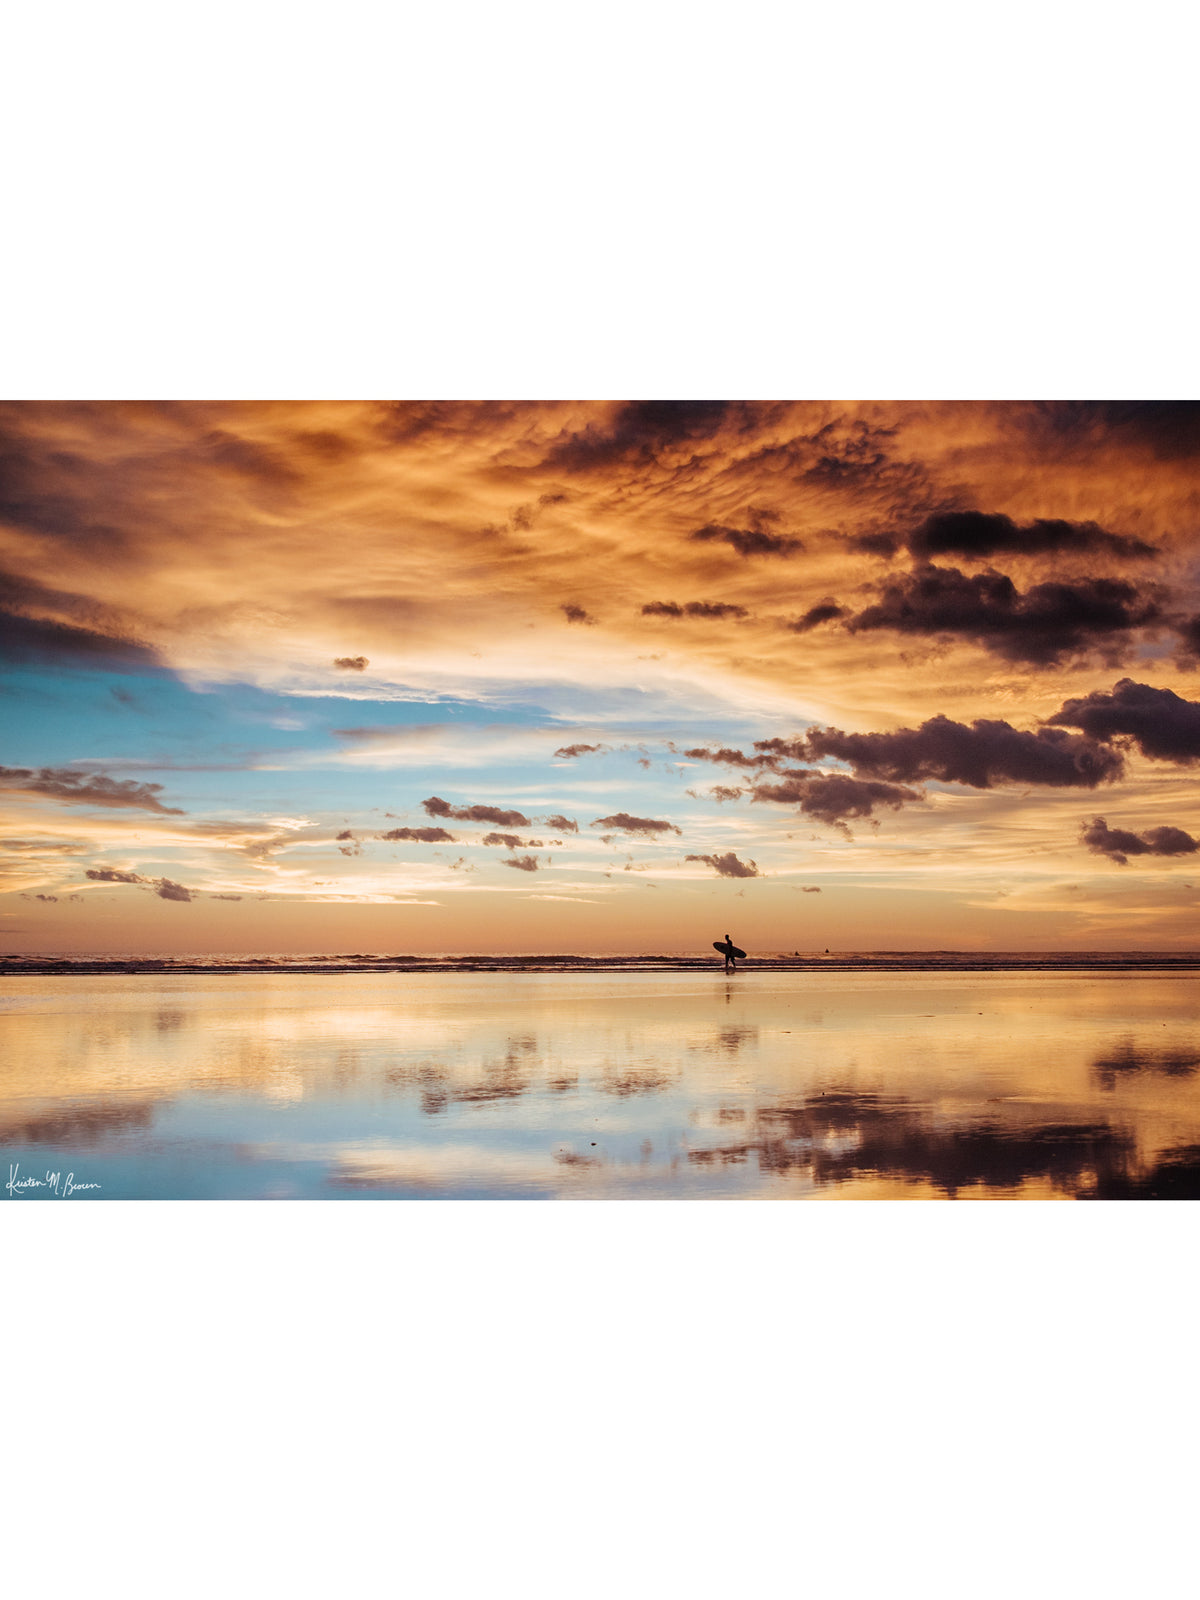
(4, 952), (1200, 976)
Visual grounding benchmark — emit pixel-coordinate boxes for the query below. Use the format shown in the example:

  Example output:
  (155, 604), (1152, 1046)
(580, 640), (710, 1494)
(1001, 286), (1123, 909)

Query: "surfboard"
(713, 941), (747, 960)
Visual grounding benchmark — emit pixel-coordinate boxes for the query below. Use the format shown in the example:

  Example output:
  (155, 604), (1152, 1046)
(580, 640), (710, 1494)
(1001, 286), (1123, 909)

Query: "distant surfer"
(713, 932), (744, 973)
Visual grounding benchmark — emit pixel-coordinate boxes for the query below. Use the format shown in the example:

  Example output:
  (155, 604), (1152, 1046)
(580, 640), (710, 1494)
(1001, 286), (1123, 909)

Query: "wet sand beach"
(4, 962), (1200, 1199)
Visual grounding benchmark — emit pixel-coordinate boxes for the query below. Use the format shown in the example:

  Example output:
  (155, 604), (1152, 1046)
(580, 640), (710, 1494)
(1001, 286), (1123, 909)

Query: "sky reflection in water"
(3, 971), (1200, 1199)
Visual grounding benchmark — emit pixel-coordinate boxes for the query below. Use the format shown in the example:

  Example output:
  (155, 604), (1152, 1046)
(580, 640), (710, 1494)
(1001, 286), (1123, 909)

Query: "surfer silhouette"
(713, 931), (745, 973)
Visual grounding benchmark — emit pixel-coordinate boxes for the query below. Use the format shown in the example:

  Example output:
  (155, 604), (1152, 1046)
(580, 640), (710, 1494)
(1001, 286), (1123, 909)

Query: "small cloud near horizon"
(543, 813), (578, 832)
(502, 854), (540, 872)
(379, 826), (456, 843)
(685, 851), (761, 878)
(422, 797), (532, 827)
(591, 812), (682, 836)
(641, 600), (748, 620)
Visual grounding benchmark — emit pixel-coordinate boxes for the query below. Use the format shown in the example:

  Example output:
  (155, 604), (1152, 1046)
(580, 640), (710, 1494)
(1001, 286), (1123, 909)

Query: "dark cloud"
(553, 743), (605, 759)
(708, 785), (745, 802)
(846, 564), (1162, 665)
(590, 812), (682, 836)
(787, 601), (846, 633)
(799, 885), (821, 893)
(420, 797), (532, 827)
(502, 854), (540, 872)
(905, 510), (1156, 562)
(560, 605), (596, 625)
(333, 655), (369, 671)
(543, 814), (578, 833)
(155, 879), (193, 901)
(750, 771), (924, 828)
(511, 495), (569, 532)
(1022, 401), (1200, 463)
(481, 832), (523, 848)
(1176, 616), (1200, 657)
(84, 866), (194, 900)
(641, 600), (748, 620)
(0, 768), (184, 814)
(1046, 679), (1200, 764)
(802, 715), (1125, 789)
(685, 851), (761, 878)
(0, 418), (129, 554)
(1, 567), (162, 669)
(689, 715), (1125, 795)
(689, 523), (803, 558)
(726, 416), (907, 494)
(799, 418), (901, 486)
(541, 400), (734, 473)
(849, 531), (901, 557)
(683, 745), (777, 769)
(1080, 816), (1199, 866)
(210, 893), (243, 901)
(0, 607), (164, 671)
(335, 830), (354, 840)
(751, 738), (811, 764)
(460, 805), (532, 828)
(378, 826), (455, 843)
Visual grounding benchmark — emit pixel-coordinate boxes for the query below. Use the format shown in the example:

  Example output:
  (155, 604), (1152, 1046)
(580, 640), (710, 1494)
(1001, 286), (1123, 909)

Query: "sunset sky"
(4, 398), (1200, 953)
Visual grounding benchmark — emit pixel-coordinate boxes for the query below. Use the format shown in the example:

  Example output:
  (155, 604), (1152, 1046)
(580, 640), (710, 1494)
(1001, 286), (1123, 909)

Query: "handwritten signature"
(7, 1163), (102, 1198)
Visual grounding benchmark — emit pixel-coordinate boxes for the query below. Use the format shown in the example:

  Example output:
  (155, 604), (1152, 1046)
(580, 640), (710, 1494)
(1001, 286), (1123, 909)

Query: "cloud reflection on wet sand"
(688, 1089), (1137, 1198)
(2, 971), (1200, 1198)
